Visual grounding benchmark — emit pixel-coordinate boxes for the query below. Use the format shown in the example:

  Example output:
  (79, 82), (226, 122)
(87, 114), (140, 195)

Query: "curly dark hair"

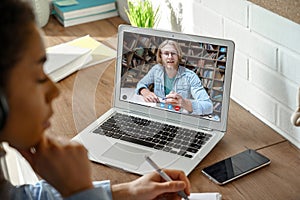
(0, 0), (35, 89)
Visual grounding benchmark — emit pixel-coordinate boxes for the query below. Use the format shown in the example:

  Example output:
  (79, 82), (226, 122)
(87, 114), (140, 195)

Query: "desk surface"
(43, 16), (300, 200)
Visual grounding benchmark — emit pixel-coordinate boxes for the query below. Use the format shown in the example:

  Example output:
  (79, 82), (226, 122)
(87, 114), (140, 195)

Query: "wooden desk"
(43, 16), (300, 200)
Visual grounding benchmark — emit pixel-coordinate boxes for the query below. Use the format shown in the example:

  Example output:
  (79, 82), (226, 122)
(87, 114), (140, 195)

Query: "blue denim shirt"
(1, 179), (112, 200)
(136, 64), (213, 115)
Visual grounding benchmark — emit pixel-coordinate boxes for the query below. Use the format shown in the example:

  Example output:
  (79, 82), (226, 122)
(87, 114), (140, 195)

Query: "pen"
(163, 92), (181, 100)
(162, 96), (176, 100)
(145, 156), (190, 200)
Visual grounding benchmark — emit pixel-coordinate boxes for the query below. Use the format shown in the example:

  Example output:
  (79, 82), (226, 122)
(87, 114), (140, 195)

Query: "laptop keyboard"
(92, 113), (212, 158)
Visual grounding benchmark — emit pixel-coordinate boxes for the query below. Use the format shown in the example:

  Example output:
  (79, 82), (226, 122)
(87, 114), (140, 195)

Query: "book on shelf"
(204, 63), (214, 69)
(188, 49), (194, 56)
(53, 0), (117, 20)
(217, 65), (226, 71)
(44, 35), (116, 82)
(212, 86), (223, 91)
(126, 69), (139, 78)
(219, 47), (227, 53)
(186, 59), (197, 66)
(129, 39), (137, 50)
(139, 37), (151, 47)
(141, 64), (152, 73)
(122, 57), (128, 66)
(54, 10), (118, 27)
(217, 52), (226, 61)
(214, 70), (223, 80)
(135, 47), (144, 57)
(149, 44), (157, 54)
(213, 102), (222, 112)
(197, 59), (205, 67)
(212, 94), (223, 101)
(203, 70), (213, 78)
(203, 52), (217, 59)
(215, 75), (224, 82)
(202, 79), (213, 88)
(204, 44), (215, 50)
(131, 57), (145, 68)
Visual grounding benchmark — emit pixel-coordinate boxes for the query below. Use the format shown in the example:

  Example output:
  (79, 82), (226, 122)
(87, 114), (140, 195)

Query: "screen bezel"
(114, 25), (235, 132)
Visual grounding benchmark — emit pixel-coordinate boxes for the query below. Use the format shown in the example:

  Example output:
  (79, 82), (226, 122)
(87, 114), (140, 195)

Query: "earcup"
(0, 90), (9, 130)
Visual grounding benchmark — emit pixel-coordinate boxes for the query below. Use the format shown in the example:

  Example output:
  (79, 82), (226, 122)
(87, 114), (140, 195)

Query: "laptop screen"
(115, 25), (234, 131)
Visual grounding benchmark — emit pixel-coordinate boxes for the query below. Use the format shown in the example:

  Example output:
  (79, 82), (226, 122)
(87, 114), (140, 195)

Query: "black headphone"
(0, 89), (9, 131)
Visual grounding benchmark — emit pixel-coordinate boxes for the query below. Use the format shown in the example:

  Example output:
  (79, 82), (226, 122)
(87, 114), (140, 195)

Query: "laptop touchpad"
(101, 142), (151, 169)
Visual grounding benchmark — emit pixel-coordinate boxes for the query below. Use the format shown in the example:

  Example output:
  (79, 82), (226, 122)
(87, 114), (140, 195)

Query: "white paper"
(44, 35), (116, 82)
(44, 43), (91, 74)
(184, 193), (222, 200)
(67, 35), (116, 69)
(48, 53), (92, 82)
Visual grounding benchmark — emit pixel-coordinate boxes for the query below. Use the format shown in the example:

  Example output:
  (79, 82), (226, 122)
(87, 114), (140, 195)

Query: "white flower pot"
(116, 0), (130, 23)
(27, 0), (50, 27)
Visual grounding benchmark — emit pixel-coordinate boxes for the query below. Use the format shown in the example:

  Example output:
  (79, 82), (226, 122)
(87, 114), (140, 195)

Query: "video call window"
(120, 32), (228, 122)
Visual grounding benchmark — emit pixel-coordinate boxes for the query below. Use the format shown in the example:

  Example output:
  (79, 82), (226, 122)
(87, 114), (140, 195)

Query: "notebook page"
(184, 193), (222, 200)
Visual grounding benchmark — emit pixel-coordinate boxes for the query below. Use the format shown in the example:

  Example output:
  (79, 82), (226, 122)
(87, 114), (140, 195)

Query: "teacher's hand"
(141, 88), (160, 103)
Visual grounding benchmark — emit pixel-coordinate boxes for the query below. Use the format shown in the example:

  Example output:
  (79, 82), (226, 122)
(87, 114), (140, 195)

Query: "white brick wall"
(201, 0), (249, 27)
(224, 18), (278, 70)
(188, 2), (224, 38)
(152, 0), (300, 148)
(279, 48), (300, 86)
(250, 4), (300, 54)
(233, 50), (248, 79)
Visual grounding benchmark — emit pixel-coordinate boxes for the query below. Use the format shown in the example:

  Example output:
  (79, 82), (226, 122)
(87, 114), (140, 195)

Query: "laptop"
(72, 25), (235, 175)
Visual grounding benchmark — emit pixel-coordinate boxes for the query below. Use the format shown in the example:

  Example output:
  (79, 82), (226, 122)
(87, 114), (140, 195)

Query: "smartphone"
(202, 149), (271, 185)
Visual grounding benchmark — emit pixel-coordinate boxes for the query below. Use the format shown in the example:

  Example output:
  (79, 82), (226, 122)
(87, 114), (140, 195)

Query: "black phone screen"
(202, 149), (270, 185)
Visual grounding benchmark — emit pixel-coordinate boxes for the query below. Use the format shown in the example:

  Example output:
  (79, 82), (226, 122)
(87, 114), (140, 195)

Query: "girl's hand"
(17, 136), (94, 197)
(112, 169), (191, 200)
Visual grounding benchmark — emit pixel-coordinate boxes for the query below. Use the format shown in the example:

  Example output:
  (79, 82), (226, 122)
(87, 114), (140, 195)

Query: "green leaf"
(125, 0), (160, 28)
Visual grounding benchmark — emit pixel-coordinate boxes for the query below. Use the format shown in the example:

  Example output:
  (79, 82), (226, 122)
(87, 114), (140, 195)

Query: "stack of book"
(44, 35), (117, 82)
(52, 0), (118, 27)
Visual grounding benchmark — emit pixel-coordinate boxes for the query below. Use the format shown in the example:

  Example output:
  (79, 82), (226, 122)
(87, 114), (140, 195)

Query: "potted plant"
(125, 0), (159, 28)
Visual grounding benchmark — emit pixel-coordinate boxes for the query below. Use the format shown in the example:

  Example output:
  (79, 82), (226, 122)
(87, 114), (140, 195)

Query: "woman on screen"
(136, 40), (213, 115)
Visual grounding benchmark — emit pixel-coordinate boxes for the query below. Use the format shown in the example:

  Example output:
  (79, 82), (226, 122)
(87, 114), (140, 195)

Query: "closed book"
(44, 35), (116, 82)
(53, 0), (116, 20)
(67, 35), (117, 69)
(44, 43), (92, 82)
(54, 10), (118, 27)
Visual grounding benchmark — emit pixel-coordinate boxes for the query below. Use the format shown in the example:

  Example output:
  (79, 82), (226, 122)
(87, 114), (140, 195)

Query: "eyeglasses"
(161, 51), (178, 57)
